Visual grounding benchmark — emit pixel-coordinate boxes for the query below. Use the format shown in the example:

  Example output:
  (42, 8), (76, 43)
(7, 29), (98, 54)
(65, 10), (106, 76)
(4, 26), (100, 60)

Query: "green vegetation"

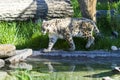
(97, 1), (120, 14)
(0, 21), (48, 49)
(0, 0), (120, 50)
(71, 0), (81, 17)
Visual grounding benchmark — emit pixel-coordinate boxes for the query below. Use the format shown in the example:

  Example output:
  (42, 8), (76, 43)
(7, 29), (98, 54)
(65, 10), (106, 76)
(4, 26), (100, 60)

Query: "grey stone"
(102, 76), (113, 80)
(5, 49), (33, 64)
(32, 50), (120, 58)
(112, 67), (120, 73)
(111, 46), (118, 51)
(0, 0), (73, 21)
(0, 44), (16, 58)
(0, 71), (8, 80)
(0, 59), (5, 68)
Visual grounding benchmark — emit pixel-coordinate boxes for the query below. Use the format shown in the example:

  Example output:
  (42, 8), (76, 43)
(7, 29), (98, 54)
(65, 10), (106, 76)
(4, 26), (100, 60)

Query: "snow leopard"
(41, 18), (100, 52)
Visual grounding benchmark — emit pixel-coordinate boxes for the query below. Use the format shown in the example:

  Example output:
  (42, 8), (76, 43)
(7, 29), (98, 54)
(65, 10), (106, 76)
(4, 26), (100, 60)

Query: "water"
(0, 57), (120, 80)
(26, 57), (120, 80)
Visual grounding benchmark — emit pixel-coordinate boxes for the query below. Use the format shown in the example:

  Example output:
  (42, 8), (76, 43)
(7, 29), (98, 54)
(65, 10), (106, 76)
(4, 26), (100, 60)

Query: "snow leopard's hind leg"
(85, 36), (95, 48)
(64, 30), (75, 51)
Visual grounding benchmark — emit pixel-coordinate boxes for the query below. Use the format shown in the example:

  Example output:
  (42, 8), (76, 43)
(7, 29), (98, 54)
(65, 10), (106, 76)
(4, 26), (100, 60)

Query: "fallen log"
(0, 0), (73, 21)
(5, 49), (32, 64)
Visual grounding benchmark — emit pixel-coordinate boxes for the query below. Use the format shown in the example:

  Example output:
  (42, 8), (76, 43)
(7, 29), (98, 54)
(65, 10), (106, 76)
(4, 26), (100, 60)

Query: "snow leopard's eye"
(41, 27), (47, 35)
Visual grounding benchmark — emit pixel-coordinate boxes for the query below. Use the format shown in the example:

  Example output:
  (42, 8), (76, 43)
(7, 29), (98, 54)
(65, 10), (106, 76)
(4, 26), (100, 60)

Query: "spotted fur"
(41, 18), (100, 52)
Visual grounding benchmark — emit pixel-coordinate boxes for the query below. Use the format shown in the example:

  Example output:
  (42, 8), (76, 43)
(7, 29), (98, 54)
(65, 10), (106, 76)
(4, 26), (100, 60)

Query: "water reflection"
(0, 62), (32, 71)
(43, 62), (56, 73)
(0, 58), (120, 80)
(9, 62), (32, 70)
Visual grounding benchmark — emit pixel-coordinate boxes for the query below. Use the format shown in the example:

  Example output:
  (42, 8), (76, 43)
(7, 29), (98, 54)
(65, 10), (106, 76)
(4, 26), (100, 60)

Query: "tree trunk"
(0, 0), (73, 21)
(77, 0), (97, 22)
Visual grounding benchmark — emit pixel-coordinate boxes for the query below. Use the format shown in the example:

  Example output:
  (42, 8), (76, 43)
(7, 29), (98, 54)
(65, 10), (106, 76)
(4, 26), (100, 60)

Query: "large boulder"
(0, 0), (73, 21)
(5, 49), (33, 64)
(0, 44), (16, 58)
(0, 59), (5, 68)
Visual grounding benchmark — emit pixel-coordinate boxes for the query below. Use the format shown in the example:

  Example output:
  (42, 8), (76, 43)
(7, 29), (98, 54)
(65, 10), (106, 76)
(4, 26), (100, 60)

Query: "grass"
(71, 0), (82, 17)
(0, 20), (48, 50)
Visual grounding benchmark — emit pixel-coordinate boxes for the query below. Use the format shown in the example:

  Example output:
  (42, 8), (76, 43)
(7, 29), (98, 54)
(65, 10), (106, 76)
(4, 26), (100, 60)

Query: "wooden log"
(77, 0), (97, 22)
(0, 0), (73, 21)
(0, 44), (16, 58)
(5, 49), (32, 64)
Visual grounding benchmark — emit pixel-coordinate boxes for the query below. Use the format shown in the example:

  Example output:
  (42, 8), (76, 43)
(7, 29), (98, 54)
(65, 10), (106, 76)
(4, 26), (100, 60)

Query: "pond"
(0, 57), (120, 80)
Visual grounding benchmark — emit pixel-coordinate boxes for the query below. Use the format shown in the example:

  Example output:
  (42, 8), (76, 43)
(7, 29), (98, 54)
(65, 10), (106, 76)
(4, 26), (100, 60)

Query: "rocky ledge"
(32, 50), (120, 58)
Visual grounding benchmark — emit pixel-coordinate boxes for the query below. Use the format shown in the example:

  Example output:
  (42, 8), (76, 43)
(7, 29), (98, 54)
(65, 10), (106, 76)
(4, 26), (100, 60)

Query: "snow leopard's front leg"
(43, 35), (58, 52)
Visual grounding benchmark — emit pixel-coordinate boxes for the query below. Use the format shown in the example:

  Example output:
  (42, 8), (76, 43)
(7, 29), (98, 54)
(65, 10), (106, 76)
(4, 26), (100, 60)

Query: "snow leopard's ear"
(42, 20), (49, 27)
(42, 19), (47, 23)
(42, 20), (46, 23)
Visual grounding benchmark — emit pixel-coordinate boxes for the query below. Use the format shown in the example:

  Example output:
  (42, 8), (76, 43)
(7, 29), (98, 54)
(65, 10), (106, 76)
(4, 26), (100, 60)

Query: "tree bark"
(0, 0), (73, 21)
(77, 0), (97, 22)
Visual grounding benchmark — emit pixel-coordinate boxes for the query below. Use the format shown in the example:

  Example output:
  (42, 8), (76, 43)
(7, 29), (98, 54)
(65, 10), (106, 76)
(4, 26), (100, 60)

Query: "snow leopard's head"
(41, 20), (50, 35)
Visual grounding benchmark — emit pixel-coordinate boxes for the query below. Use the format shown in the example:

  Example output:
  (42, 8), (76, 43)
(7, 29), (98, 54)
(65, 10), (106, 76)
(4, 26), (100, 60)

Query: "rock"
(102, 76), (113, 80)
(0, 44), (16, 58)
(111, 46), (118, 51)
(0, 71), (8, 80)
(112, 67), (120, 73)
(0, 0), (73, 21)
(5, 49), (33, 64)
(0, 59), (5, 68)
